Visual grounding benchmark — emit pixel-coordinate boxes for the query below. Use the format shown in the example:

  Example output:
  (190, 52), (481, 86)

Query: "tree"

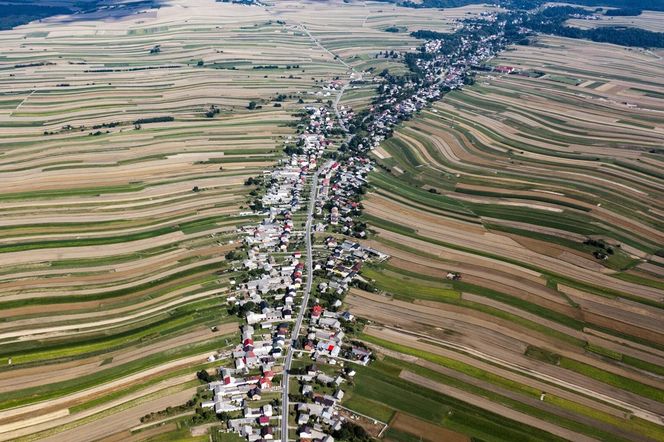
(248, 101), (257, 110)
(332, 422), (371, 442)
(196, 370), (212, 383)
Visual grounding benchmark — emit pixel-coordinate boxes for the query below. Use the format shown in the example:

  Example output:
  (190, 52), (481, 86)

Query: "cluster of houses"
(291, 363), (351, 442)
(283, 171), (388, 441)
(349, 14), (508, 154)
(200, 10), (521, 441)
(286, 287), (378, 441)
(205, 94), (385, 441)
(202, 104), (340, 442)
(288, 304), (372, 441)
(316, 156), (372, 240)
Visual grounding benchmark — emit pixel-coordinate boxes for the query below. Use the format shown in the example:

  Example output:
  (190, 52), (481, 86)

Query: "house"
(297, 413), (310, 425)
(248, 387), (262, 400)
(299, 426), (313, 438)
(316, 373), (334, 385)
(246, 312), (267, 325)
(215, 400), (241, 414)
(261, 426), (274, 439)
(241, 425), (253, 437)
(313, 395), (335, 407)
(259, 377), (272, 389)
(351, 346), (371, 359)
(244, 406), (261, 418)
(258, 415), (270, 426)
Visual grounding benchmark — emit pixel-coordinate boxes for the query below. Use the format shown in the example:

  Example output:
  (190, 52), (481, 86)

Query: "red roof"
(495, 65), (514, 73)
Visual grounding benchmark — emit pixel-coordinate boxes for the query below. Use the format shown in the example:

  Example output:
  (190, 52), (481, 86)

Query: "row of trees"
(521, 6), (664, 48)
(377, 0), (664, 12)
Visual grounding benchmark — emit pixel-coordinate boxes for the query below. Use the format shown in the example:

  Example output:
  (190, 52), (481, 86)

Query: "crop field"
(567, 11), (664, 33)
(0, 0), (490, 439)
(269, 1), (497, 77)
(1, 0), (663, 441)
(0, 0), (357, 439)
(347, 33), (664, 442)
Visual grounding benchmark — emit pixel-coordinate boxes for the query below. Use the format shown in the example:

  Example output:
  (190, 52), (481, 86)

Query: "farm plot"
(0, 0), (349, 438)
(350, 32), (664, 442)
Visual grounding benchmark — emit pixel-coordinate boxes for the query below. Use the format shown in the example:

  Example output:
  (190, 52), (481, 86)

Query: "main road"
(281, 172), (319, 442)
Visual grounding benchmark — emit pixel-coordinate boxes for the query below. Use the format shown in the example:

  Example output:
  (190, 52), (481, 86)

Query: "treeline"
(605, 8), (643, 16)
(377, 0), (664, 12)
(523, 6), (664, 48)
(410, 4), (664, 49)
(410, 29), (447, 40)
(0, 4), (71, 30)
(133, 116), (174, 125)
(568, 1), (663, 12)
(0, 0), (163, 31)
(543, 24), (664, 47)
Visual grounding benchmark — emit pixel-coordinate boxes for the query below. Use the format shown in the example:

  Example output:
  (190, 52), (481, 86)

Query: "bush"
(133, 116), (174, 125)
(197, 370), (213, 383)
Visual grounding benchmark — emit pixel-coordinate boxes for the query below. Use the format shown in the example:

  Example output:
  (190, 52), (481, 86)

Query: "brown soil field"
(35, 387), (198, 442)
(389, 412), (469, 442)
(351, 291), (663, 392)
(0, 323), (236, 394)
(364, 326), (664, 422)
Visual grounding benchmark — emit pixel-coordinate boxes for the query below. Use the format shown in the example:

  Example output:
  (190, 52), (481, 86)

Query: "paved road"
(276, 23), (353, 441)
(333, 82), (350, 132)
(281, 172), (319, 442)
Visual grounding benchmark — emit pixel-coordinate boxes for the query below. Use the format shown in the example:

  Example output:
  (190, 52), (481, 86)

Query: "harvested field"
(346, 30), (664, 442)
(0, 0), (360, 437)
(390, 412), (469, 442)
(1, 1), (663, 441)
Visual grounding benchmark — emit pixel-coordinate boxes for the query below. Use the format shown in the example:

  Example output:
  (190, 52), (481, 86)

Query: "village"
(200, 95), (386, 442)
(201, 11), (517, 442)
(343, 11), (508, 156)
